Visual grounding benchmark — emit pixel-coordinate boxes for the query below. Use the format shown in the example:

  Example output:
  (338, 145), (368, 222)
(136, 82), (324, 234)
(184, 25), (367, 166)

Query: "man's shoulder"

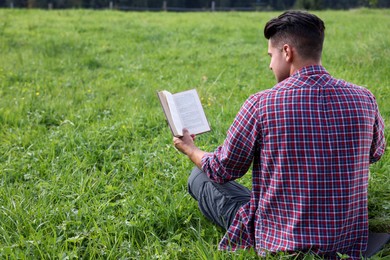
(333, 78), (376, 98)
(247, 88), (275, 103)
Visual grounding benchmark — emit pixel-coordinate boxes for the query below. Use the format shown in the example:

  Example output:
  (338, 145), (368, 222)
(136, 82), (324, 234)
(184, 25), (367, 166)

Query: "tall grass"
(0, 8), (389, 259)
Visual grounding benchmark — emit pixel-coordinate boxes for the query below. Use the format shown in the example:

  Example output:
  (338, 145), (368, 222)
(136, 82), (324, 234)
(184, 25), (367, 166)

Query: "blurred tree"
(6, 0), (28, 7)
(378, 0), (389, 7)
(295, 0), (323, 9)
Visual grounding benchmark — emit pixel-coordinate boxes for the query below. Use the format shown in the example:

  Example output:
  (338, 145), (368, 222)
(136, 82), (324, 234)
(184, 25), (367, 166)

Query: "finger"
(182, 128), (189, 135)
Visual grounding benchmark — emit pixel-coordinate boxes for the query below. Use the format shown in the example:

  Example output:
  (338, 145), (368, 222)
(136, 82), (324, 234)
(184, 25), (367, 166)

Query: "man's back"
(250, 65), (384, 257)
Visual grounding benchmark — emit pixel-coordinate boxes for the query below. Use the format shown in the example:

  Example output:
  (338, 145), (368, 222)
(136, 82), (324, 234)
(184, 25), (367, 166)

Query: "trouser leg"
(188, 167), (251, 230)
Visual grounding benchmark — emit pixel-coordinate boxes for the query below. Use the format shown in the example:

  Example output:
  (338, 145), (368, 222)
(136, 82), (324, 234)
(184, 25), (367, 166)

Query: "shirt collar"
(290, 65), (329, 78)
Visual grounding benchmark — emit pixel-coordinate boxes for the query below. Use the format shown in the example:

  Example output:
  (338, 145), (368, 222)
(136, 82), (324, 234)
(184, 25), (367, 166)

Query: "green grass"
(0, 8), (389, 259)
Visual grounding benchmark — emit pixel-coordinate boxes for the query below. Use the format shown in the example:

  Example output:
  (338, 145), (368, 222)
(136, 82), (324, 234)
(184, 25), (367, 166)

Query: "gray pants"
(188, 167), (251, 230)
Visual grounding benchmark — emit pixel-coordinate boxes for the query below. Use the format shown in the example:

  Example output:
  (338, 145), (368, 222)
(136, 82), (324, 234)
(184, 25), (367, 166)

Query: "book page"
(173, 89), (210, 135)
(162, 91), (183, 136)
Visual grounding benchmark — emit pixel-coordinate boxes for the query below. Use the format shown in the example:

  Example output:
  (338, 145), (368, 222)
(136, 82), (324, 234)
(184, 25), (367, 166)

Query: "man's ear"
(282, 44), (293, 63)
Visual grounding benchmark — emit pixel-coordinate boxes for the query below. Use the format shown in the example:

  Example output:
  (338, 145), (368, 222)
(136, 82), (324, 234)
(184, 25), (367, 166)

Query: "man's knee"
(188, 167), (203, 188)
(188, 167), (208, 201)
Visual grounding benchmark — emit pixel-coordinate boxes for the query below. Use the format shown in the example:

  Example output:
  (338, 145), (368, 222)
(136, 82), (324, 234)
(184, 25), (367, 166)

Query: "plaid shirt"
(201, 65), (385, 259)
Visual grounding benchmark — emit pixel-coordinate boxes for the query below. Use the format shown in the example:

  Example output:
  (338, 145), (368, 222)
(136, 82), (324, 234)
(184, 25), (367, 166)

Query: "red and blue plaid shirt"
(201, 65), (385, 259)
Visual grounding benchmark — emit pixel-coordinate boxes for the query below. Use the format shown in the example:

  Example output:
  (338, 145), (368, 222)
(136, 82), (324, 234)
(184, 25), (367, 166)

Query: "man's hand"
(173, 128), (196, 155)
(173, 128), (206, 169)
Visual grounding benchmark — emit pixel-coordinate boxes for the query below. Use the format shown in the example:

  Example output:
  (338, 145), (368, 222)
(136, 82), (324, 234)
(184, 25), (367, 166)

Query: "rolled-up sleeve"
(369, 103), (386, 164)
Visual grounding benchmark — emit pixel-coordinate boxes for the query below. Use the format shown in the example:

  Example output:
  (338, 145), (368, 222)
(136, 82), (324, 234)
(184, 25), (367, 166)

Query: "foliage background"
(1, 0), (390, 10)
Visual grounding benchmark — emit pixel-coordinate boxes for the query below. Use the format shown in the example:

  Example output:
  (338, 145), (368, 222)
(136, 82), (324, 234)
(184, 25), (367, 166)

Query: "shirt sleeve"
(201, 94), (261, 183)
(369, 101), (386, 164)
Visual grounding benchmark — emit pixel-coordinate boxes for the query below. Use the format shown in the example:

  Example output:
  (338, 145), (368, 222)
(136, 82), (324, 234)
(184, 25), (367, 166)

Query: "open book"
(157, 89), (211, 137)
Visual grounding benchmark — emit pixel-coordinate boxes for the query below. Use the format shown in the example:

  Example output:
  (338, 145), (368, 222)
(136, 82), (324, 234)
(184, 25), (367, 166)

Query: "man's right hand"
(173, 128), (205, 169)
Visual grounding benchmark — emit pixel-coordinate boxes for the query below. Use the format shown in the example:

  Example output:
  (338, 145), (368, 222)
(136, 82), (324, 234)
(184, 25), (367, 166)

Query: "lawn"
(0, 8), (389, 259)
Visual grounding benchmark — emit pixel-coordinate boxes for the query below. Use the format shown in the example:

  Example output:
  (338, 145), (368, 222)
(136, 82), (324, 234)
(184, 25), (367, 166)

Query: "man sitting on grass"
(173, 10), (386, 259)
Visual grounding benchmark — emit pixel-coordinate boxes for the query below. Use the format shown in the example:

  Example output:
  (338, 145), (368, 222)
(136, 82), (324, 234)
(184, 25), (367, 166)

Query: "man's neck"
(290, 59), (322, 76)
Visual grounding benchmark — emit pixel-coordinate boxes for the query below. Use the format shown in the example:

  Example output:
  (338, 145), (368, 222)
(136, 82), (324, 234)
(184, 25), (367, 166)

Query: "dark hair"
(264, 10), (325, 60)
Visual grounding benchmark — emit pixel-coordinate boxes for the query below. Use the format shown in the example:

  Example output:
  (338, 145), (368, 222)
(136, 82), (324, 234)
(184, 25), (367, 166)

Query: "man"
(173, 11), (385, 258)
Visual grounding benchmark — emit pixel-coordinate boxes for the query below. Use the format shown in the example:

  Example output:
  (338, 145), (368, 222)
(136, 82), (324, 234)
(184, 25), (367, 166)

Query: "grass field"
(0, 8), (389, 259)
